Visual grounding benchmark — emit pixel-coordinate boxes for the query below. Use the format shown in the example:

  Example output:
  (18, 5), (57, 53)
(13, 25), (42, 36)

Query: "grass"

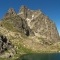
(1, 20), (17, 32)
(1, 16), (22, 32)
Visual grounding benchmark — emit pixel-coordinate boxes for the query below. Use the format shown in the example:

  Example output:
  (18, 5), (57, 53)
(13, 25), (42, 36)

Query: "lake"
(17, 53), (60, 60)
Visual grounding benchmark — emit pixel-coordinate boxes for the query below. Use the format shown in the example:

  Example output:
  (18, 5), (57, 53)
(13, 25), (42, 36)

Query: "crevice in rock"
(21, 19), (30, 36)
(0, 35), (7, 43)
(25, 29), (30, 36)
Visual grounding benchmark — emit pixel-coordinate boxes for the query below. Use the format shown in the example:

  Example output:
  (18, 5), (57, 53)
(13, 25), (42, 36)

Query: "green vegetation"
(2, 20), (17, 32)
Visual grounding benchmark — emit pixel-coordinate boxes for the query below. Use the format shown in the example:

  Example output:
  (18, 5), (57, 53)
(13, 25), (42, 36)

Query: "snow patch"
(26, 18), (31, 27)
(26, 18), (31, 21)
(32, 15), (34, 18)
(17, 12), (23, 15)
(32, 14), (34, 20)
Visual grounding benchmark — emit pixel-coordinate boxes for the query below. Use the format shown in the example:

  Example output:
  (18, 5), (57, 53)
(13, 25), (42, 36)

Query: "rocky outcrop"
(18, 6), (41, 20)
(4, 8), (16, 19)
(0, 35), (13, 53)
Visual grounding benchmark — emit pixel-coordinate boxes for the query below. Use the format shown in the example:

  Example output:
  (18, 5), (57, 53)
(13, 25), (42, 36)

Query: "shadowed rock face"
(19, 6), (41, 20)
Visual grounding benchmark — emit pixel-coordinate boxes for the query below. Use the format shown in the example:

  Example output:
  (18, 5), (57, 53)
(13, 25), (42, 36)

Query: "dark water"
(17, 53), (60, 60)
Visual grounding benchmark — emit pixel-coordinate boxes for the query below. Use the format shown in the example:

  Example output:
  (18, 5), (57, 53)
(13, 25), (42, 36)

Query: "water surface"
(18, 53), (60, 60)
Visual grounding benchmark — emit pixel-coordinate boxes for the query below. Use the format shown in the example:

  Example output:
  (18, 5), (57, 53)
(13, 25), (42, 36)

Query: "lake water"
(18, 53), (60, 60)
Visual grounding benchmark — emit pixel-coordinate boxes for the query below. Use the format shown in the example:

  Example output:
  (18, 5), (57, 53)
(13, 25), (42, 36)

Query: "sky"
(0, 0), (60, 35)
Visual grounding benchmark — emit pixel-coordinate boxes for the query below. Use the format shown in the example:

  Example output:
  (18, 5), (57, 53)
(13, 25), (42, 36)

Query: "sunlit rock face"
(17, 6), (59, 43)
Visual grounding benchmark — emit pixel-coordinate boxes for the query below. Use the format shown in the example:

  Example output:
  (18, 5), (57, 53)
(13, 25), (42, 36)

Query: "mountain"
(0, 5), (60, 60)
(18, 6), (59, 43)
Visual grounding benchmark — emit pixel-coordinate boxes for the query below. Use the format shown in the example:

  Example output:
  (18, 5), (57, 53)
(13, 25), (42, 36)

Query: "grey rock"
(0, 35), (13, 53)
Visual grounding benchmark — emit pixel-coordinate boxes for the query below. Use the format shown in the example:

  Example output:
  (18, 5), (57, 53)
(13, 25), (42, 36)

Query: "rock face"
(18, 6), (59, 43)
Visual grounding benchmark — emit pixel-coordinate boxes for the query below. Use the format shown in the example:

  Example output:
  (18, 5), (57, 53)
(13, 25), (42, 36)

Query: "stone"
(0, 35), (14, 53)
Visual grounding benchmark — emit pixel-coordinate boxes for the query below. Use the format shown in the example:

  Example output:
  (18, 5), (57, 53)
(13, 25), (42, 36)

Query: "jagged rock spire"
(4, 8), (16, 19)
(20, 5), (28, 12)
(18, 5), (28, 19)
(18, 5), (42, 19)
(8, 8), (16, 14)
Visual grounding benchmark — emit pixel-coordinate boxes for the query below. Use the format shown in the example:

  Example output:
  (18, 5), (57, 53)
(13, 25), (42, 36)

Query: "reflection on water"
(17, 53), (60, 60)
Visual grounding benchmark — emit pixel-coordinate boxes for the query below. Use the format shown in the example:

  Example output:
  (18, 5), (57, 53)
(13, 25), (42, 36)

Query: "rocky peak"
(18, 6), (60, 43)
(4, 8), (16, 19)
(20, 5), (28, 12)
(18, 5), (28, 19)
(8, 8), (16, 14)
(18, 6), (41, 19)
